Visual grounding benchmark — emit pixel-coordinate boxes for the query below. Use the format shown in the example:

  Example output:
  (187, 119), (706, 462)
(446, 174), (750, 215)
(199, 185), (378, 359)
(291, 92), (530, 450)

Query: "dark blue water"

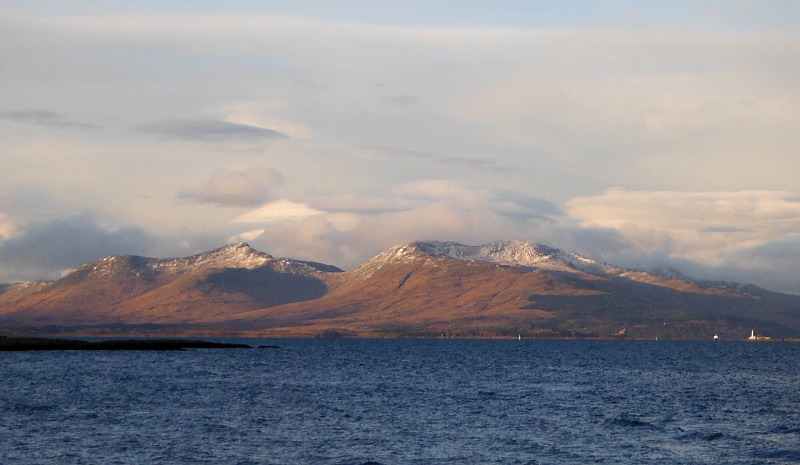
(2, 339), (798, 464)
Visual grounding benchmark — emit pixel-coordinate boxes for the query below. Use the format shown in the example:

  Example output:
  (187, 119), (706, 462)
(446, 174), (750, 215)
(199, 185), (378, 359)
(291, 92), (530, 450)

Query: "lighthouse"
(747, 329), (772, 341)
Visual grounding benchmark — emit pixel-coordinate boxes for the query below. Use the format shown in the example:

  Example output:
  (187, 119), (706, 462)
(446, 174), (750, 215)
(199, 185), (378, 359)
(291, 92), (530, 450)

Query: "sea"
(1, 339), (798, 465)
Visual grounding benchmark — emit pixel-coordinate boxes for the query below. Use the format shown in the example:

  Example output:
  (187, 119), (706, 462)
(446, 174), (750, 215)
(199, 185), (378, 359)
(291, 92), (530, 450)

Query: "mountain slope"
(1, 240), (798, 339)
(223, 242), (591, 331)
(0, 243), (342, 329)
(220, 241), (800, 339)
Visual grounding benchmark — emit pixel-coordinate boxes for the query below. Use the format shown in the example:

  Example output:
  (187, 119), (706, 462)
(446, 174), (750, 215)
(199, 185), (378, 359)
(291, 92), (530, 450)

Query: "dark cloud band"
(0, 110), (96, 129)
(138, 119), (288, 141)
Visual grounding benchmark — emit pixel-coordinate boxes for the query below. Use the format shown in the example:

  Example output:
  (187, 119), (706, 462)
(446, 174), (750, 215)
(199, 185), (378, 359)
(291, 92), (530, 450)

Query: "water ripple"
(1, 340), (798, 464)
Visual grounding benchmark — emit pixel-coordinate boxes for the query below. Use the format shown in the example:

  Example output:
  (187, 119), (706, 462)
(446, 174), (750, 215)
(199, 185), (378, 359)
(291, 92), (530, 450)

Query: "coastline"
(0, 336), (252, 351)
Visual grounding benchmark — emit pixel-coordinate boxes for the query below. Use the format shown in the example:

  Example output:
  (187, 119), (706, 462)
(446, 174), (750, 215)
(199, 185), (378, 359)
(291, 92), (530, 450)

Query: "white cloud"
(243, 180), (563, 269)
(566, 188), (800, 266)
(228, 228), (266, 243)
(218, 101), (313, 139)
(0, 212), (18, 241)
(2, 6), (799, 294)
(233, 200), (323, 224)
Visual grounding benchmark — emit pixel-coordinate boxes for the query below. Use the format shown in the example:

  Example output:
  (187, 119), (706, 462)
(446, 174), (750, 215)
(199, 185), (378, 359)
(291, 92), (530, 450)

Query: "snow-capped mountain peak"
(152, 242), (274, 271)
(416, 240), (555, 265)
(413, 240), (624, 275)
(351, 240), (629, 280)
(60, 242), (276, 281)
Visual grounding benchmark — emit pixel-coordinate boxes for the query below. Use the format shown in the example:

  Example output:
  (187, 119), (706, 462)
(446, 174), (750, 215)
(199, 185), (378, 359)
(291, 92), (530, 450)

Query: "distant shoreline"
(2, 334), (796, 347)
(0, 336), (251, 351)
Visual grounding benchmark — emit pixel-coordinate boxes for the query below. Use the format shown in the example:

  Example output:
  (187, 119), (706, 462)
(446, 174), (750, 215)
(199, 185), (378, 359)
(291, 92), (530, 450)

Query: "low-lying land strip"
(0, 336), (251, 351)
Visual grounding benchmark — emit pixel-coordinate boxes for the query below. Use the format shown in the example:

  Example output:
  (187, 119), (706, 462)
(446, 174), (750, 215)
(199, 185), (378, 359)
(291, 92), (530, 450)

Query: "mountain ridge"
(59, 243), (342, 283)
(1, 240), (798, 339)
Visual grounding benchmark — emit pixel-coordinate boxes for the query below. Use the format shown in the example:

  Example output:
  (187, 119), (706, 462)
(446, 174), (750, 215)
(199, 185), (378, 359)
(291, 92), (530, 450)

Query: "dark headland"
(0, 335), (252, 351)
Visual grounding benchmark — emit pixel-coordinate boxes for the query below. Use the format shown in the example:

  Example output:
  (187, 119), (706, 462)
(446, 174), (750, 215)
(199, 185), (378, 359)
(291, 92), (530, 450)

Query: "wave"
(754, 449), (800, 461)
(770, 424), (800, 435)
(603, 416), (661, 430)
(333, 460), (384, 465)
(676, 430), (725, 441)
(8, 403), (56, 413)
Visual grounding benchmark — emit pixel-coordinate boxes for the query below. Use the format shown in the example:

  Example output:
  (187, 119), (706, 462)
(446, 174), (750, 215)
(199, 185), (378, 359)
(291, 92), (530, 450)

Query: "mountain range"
(1, 241), (798, 340)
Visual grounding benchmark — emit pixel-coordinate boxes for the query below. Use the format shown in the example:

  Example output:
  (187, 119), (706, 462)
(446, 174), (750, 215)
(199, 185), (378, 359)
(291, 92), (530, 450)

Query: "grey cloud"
(700, 226), (753, 233)
(0, 215), (153, 281)
(558, 227), (631, 257)
(736, 237), (800, 262)
(724, 238), (800, 294)
(138, 119), (288, 141)
(361, 145), (508, 171)
(179, 167), (286, 207)
(436, 154), (509, 171)
(544, 226), (800, 295)
(511, 224), (655, 272)
(0, 215), (227, 283)
(487, 190), (563, 221)
(658, 256), (800, 296)
(0, 110), (97, 129)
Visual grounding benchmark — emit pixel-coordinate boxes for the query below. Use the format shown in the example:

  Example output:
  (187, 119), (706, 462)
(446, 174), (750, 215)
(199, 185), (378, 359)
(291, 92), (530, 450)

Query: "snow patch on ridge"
(414, 240), (625, 275)
(150, 242), (273, 272)
(65, 242), (337, 282)
(351, 240), (629, 281)
(50, 242), (343, 286)
(352, 243), (426, 279)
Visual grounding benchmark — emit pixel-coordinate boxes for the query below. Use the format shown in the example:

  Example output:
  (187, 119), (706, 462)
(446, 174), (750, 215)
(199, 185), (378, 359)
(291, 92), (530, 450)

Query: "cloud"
(229, 229), (266, 243)
(435, 154), (508, 171)
(355, 145), (507, 171)
(567, 188), (800, 241)
(564, 189), (800, 292)
(314, 194), (417, 214)
(355, 145), (437, 161)
(250, 201), (553, 270)
(0, 212), (18, 241)
(616, 235), (800, 295)
(0, 215), (154, 282)
(3, 8), (799, 295)
(253, 215), (349, 265)
(234, 200), (323, 224)
(446, 31), (800, 192)
(0, 214), (228, 283)
(244, 186), (799, 293)
(179, 167), (285, 207)
(726, 237), (800, 292)
(138, 119), (288, 141)
(0, 110), (96, 129)
(392, 180), (562, 219)
(242, 180), (564, 268)
(216, 101), (313, 139)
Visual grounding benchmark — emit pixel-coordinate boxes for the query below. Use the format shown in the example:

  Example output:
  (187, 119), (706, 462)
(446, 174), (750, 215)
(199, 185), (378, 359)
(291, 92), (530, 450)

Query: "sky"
(2, 1), (800, 294)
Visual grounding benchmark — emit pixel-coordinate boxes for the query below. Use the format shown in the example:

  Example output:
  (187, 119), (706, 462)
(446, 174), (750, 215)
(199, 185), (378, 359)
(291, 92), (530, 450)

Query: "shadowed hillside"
(1, 241), (798, 339)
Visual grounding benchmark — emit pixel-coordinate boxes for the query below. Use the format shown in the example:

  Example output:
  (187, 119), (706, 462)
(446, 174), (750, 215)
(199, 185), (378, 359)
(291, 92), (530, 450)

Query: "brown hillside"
(0, 244), (339, 329)
(1, 241), (799, 339)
